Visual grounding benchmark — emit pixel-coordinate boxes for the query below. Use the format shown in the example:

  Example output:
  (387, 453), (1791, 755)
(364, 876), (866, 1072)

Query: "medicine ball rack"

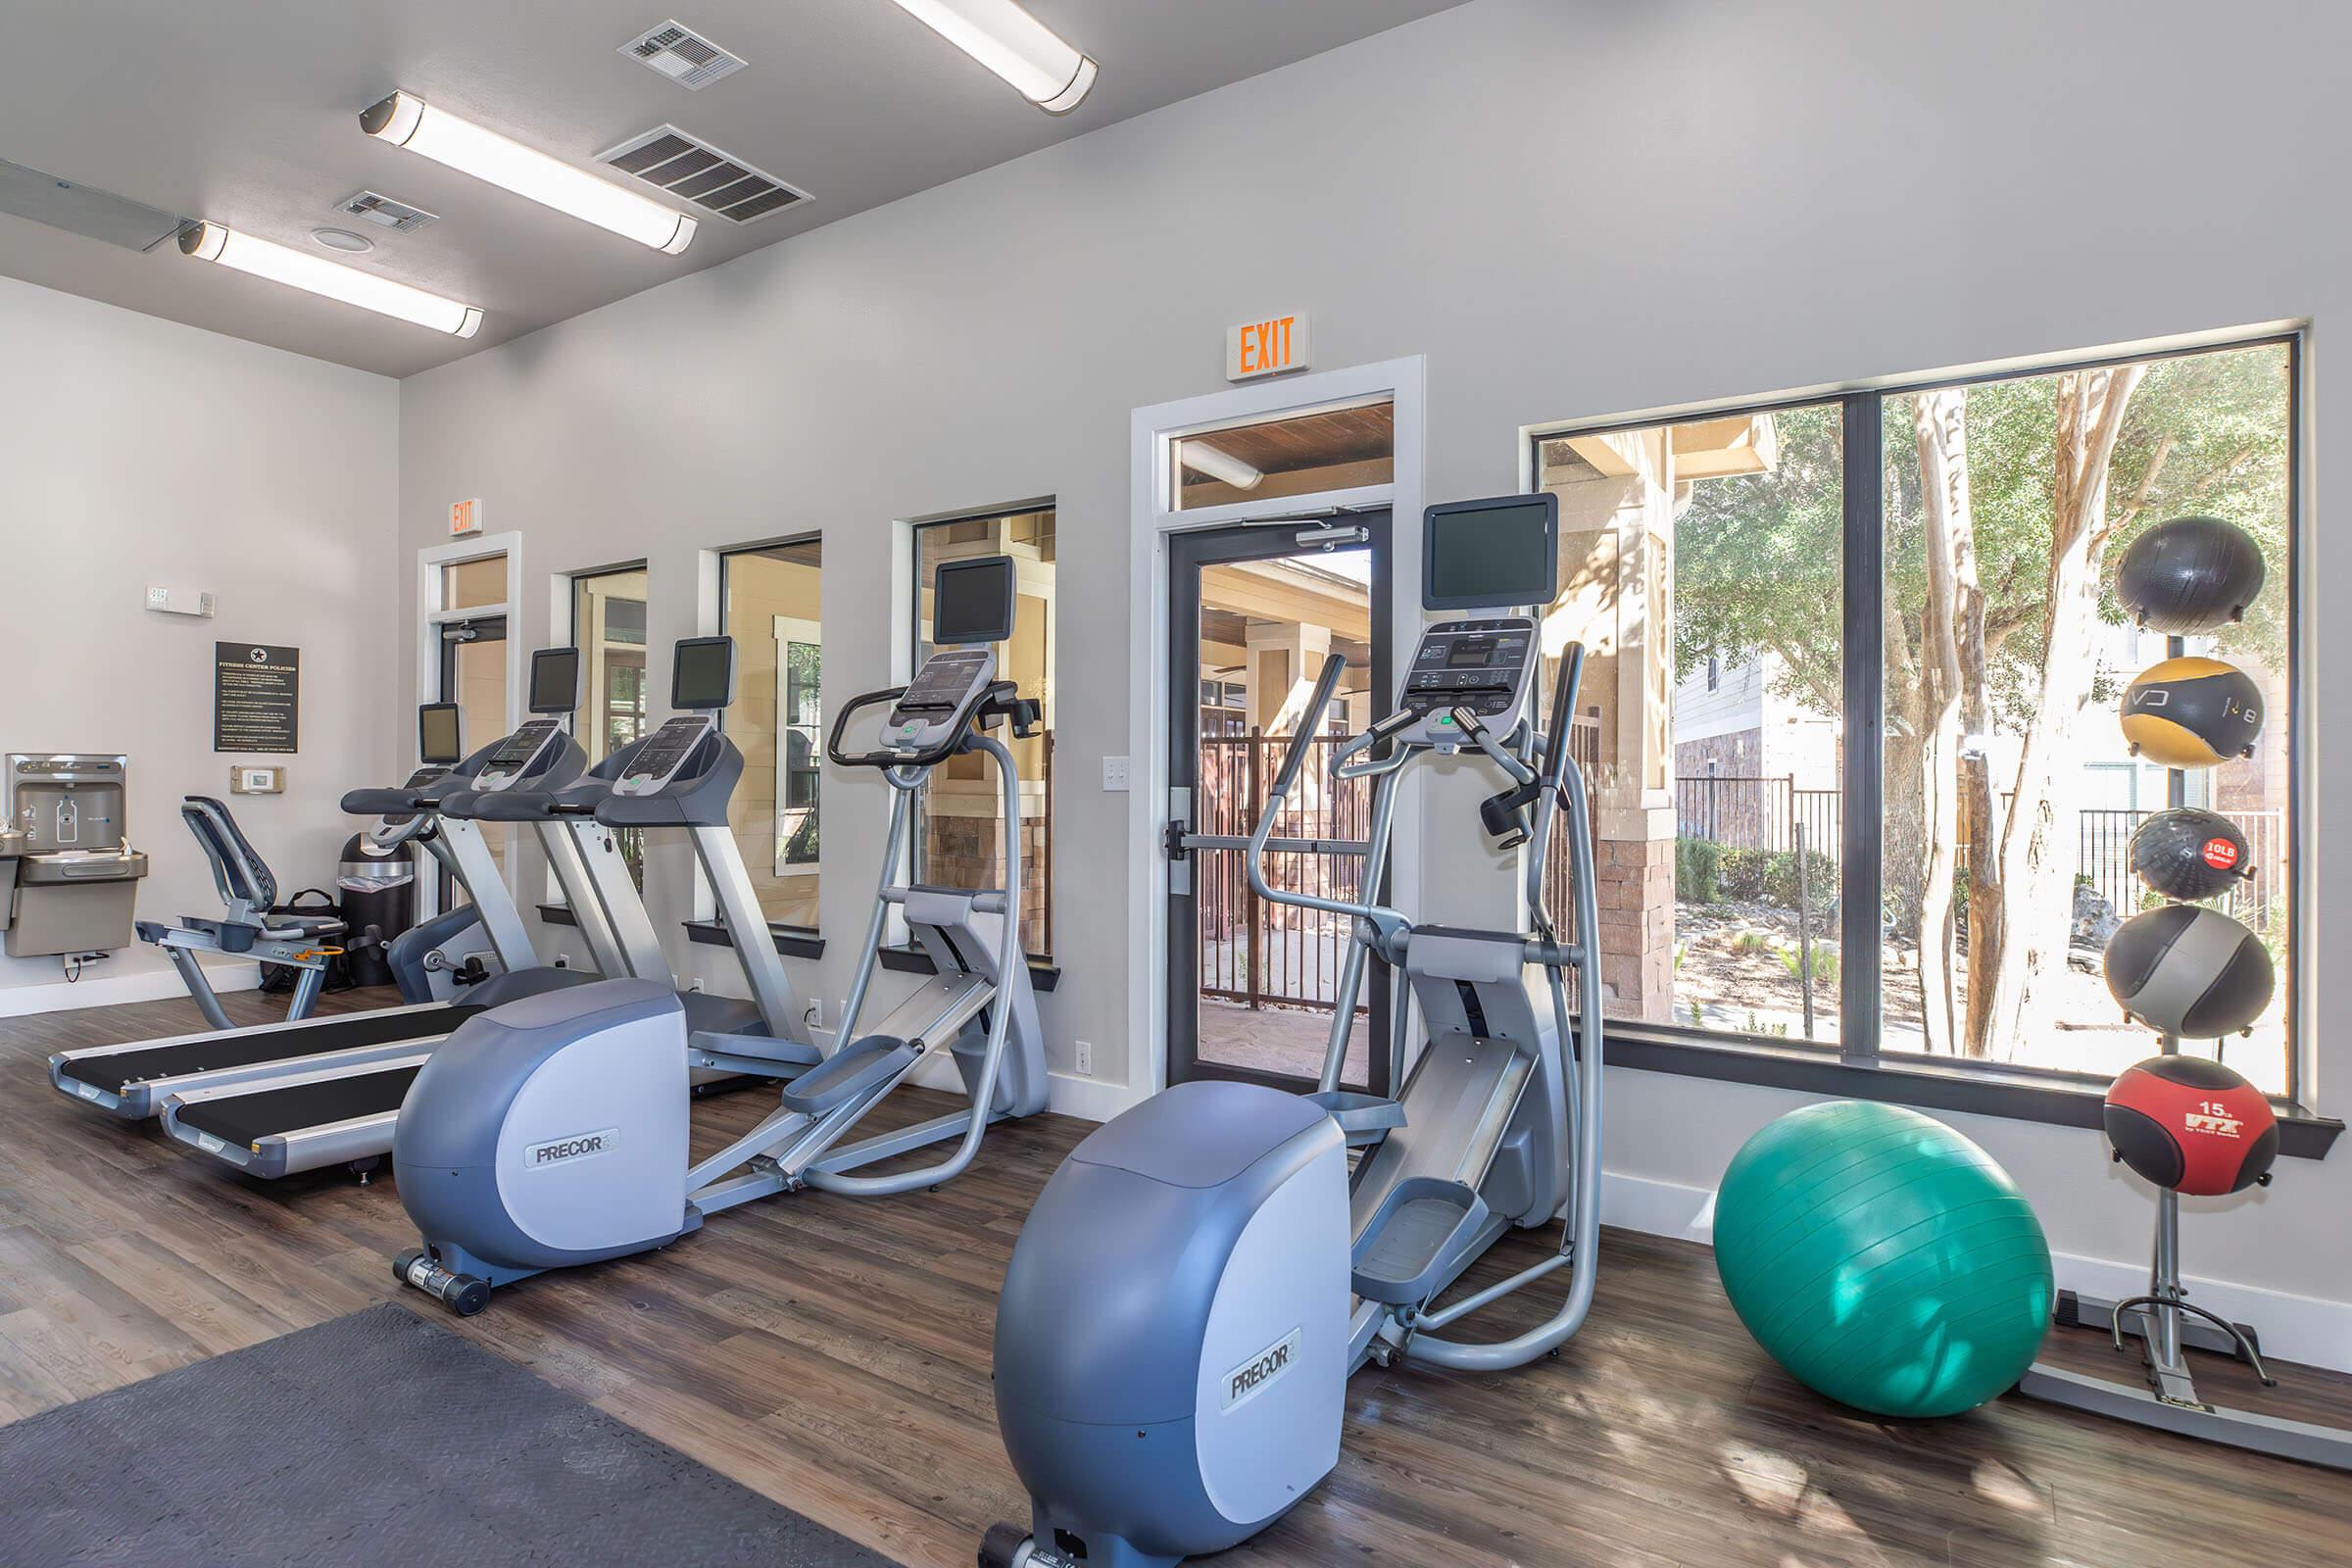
(2015, 516), (2352, 1470)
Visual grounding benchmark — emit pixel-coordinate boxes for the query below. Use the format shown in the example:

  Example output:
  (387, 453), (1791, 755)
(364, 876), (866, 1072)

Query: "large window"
(912, 508), (1054, 960)
(1534, 337), (2298, 1099)
(570, 564), (648, 888)
(720, 539), (823, 931)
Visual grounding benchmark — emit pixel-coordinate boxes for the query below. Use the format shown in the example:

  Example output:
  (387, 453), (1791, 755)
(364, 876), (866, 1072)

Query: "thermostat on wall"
(229, 765), (286, 795)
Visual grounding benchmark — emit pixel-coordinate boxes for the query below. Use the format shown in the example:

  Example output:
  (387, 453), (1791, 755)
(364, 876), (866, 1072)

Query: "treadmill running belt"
(65, 1006), (479, 1096)
(172, 1065), (422, 1151)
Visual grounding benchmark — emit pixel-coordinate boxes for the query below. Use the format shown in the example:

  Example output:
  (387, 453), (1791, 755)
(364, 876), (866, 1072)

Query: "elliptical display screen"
(933, 556), (1018, 646)
(1424, 494), (1560, 611)
(529, 648), (582, 715)
(417, 703), (463, 764)
(672, 637), (737, 711)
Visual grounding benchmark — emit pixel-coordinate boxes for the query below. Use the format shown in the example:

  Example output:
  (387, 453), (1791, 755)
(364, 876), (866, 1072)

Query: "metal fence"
(1195, 731), (1370, 1012)
(2078, 807), (2283, 933)
(1676, 775), (2284, 933)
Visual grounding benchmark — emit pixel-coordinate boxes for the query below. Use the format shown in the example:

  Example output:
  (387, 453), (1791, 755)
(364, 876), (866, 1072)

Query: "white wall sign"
(1226, 314), (1309, 381)
(448, 498), (485, 536)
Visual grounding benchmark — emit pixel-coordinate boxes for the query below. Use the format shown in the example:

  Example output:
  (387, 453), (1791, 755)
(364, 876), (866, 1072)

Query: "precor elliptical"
(392, 557), (1052, 1313)
(985, 494), (1605, 1568)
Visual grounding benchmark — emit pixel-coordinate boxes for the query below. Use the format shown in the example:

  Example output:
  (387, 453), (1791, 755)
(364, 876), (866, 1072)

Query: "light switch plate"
(1102, 756), (1131, 792)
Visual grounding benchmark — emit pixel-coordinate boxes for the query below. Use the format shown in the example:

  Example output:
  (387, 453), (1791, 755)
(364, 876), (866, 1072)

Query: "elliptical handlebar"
(1540, 642), (1588, 794)
(1272, 653), (1348, 798)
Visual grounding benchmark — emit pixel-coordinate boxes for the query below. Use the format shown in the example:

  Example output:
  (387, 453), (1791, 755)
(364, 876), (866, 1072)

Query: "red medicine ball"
(2103, 1055), (2278, 1196)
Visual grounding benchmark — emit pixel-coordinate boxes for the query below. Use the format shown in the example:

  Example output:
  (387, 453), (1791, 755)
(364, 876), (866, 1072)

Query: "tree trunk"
(1974, 365), (2146, 1058)
(1911, 388), (1985, 1055)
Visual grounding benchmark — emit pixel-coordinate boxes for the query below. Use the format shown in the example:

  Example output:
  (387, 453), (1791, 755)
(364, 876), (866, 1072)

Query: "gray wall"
(396, 0), (2352, 1350)
(1, 277), (399, 1004)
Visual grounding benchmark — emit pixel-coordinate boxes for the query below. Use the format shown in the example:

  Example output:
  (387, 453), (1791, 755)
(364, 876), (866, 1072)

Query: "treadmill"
(158, 637), (820, 1179)
(47, 687), (587, 1120)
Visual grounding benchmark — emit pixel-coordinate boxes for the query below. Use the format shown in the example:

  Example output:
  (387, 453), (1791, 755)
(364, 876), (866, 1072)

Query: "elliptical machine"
(393, 557), (1052, 1313)
(985, 494), (1605, 1568)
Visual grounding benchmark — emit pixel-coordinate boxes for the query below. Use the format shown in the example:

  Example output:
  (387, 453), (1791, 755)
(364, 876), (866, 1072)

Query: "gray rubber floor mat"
(0, 1302), (900, 1566)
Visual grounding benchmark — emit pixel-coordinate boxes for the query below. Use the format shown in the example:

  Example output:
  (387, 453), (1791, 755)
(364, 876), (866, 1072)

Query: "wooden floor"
(6, 986), (2352, 1567)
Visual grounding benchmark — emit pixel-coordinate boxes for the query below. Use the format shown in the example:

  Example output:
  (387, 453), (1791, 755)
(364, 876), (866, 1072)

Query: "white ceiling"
(0, 0), (1468, 377)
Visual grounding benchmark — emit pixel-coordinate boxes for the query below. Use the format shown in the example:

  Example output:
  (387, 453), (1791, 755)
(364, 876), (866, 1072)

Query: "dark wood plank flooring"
(5, 985), (2352, 1566)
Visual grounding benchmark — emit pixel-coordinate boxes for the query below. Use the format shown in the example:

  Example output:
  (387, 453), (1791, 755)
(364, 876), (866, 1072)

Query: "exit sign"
(1227, 314), (1308, 381)
(448, 498), (484, 536)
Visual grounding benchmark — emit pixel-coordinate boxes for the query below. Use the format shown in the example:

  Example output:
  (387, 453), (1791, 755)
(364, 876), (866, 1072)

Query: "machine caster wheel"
(978, 1522), (1033, 1567)
(447, 1277), (491, 1316)
(393, 1249), (423, 1287)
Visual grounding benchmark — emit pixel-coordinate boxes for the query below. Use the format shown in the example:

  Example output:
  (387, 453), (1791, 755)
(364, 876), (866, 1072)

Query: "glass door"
(1166, 512), (1391, 1091)
(437, 612), (508, 906)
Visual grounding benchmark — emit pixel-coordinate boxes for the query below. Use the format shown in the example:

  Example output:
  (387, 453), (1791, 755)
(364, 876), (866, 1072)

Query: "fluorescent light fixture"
(1180, 440), (1264, 491)
(179, 221), (482, 336)
(885, 0), (1098, 114)
(360, 90), (696, 254)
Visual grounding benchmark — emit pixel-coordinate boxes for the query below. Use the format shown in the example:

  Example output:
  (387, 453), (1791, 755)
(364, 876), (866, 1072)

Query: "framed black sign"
(214, 642), (300, 753)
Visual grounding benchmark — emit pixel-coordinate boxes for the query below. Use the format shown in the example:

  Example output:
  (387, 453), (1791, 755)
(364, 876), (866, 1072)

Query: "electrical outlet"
(1073, 1039), (1094, 1076)
(805, 997), (824, 1029)
(1102, 756), (1131, 792)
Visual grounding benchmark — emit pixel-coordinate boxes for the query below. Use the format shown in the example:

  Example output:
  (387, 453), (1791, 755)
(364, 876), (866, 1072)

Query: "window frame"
(908, 502), (1057, 964)
(1524, 330), (2331, 1149)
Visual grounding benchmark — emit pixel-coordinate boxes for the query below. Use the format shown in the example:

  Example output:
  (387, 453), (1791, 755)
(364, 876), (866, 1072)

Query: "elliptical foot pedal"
(1351, 1177), (1489, 1305)
(1302, 1089), (1404, 1148)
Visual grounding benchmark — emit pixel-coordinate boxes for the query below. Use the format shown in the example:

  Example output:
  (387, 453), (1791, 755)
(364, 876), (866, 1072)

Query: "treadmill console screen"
(933, 556), (1017, 647)
(529, 648), (582, 715)
(612, 713), (716, 796)
(474, 718), (563, 790)
(672, 637), (736, 711)
(418, 703), (463, 765)
(1423, 494), (1560, 612)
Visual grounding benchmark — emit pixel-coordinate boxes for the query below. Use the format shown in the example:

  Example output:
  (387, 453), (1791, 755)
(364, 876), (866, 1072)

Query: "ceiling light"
(311, 227), (374, 253)
(360, 90), (696, 254)
(179, 221), (482, 336)
(1180, 441), (1264, 491)
(885, 0), (1098, 114)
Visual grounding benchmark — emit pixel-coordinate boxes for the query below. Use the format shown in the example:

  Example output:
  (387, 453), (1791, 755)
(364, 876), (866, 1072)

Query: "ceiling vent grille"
(337, 191), (437, 232)
(598, 125), (808, 225)
(619, 21), (748, 90)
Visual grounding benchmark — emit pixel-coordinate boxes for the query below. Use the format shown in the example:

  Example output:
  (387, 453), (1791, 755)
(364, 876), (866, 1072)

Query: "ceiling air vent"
(598, 125), (808, 225)
(337, 191), (437, 233)
(620, 21), (748, 90)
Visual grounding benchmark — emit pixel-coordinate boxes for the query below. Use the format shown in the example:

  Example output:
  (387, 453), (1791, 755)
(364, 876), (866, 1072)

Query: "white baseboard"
(2049, 1249), (2352, 1373)
(901, 1052), (1136, 1126)
(0, 956), (258, 1018)
(1583, 1173), (2351, 1372)
(1599, 1170), (1718, 1243)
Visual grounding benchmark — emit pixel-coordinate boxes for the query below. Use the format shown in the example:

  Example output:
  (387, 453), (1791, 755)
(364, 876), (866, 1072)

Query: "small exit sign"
(448, 498), (485, 536)
(1227, 314), (1308, 381)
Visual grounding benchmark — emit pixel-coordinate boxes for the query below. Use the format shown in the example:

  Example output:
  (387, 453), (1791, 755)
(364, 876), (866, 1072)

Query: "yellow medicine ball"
(2120, 656), (2264, 768)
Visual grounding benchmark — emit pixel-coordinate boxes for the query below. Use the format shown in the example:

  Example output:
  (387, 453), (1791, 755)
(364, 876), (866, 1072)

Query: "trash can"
(336, 833), (416, 990)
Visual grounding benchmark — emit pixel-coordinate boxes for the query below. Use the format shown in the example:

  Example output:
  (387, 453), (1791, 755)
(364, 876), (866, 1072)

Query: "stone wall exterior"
(1592, 830), (1674, 1020)
(923, 810), (1051, 958)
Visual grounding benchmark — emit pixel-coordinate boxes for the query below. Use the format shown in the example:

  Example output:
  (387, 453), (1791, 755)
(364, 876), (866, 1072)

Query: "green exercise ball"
(1713, 1101), (2052, 1418)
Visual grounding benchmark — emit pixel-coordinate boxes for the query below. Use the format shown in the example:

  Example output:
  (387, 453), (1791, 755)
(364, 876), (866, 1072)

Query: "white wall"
(0, 277), (400, 1009)
(395, 0), (2352, 1359)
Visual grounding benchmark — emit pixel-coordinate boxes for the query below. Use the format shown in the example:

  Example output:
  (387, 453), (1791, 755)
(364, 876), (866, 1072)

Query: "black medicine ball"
(2115, 515), (2266, 634)
(2102, 904), (2274, 1039)
(2129, 808), (2254, 902)
(2120, 657), (2265, 768)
